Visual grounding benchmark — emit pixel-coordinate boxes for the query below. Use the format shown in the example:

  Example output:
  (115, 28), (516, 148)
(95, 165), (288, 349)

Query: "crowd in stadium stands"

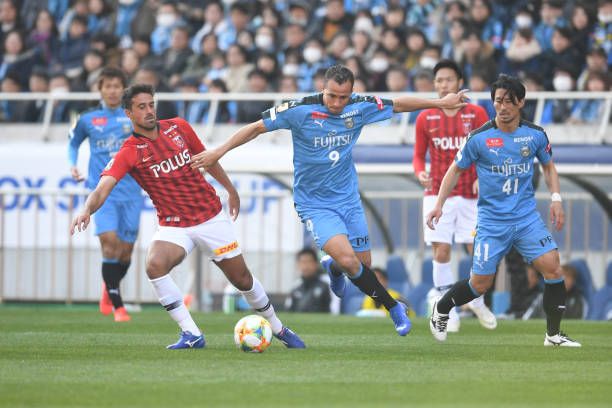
(0, 0), (610, 125)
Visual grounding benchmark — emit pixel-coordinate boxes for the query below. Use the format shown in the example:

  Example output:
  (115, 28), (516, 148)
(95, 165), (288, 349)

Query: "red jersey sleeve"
(101, 144), (136, 182)
(176, 117), (206, 154)
(413, 111), (428, 175)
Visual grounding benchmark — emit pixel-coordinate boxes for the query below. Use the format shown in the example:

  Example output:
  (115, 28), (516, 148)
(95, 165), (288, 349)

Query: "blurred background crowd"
(0, 0), (610, 125)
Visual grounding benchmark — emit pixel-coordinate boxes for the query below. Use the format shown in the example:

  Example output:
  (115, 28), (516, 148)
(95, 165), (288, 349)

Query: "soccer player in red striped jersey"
(70, 84), (305, 349)
(413, 60), (496, 332)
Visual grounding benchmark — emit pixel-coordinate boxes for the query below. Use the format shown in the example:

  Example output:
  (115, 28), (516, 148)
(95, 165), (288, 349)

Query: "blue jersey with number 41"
(455, 119), (553, 225)
(262, 93), (393, 209)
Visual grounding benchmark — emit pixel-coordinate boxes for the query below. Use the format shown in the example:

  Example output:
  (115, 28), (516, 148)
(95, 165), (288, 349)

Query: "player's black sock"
(102, 261), (124, 309)
(543, 280), (566, 336)
(118, 262), (130, 281)
(437, 279), (479, 314)
(350, 263), (397, 310)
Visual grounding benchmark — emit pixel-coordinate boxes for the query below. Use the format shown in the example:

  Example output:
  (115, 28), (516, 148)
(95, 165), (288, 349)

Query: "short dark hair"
(433, 59), (463, 80)
(296, 248), (318, 262)
(98, 66), (127, 90)
(122, 83), (155, 110)
(490, 74), (525, 104)
(324, 64), (354, 87)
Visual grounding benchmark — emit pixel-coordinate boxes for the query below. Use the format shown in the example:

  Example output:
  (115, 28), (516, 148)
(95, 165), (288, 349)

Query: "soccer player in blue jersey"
(427, 74), (581, 347)
(68, 67), (143, 322)
(191, 64), (468, 336)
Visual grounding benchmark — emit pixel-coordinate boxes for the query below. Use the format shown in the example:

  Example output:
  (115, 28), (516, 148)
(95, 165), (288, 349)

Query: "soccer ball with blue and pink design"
(233, 315), (272, 353)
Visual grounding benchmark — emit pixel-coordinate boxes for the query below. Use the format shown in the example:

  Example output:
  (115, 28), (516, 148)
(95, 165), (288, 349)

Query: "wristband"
(551, 192), (562, 202)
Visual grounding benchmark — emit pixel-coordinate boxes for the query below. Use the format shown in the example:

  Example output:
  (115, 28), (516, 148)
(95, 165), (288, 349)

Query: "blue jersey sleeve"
(262, 101), (300, 131)
(455, 135), (478, 169)
(359, 95), (394, 125)
(535, 131), (553, 164)
(68, 114), (88, 166)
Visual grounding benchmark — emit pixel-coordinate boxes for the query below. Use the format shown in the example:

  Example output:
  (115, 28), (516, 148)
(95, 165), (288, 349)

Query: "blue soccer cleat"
(166, 330), (205, 350)
(274, 327), (306, 349)
(321, 255), (346, 298)
(389, 302), (412, 336)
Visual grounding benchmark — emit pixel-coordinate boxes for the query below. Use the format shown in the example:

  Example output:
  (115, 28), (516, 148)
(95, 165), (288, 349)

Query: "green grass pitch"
(1, 305), (611, 408)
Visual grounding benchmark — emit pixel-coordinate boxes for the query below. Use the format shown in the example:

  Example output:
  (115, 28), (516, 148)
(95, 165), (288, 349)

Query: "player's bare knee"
(470, 277), (493, 294)
(335, 254), (360, 275)
(145, 256), (169, 279)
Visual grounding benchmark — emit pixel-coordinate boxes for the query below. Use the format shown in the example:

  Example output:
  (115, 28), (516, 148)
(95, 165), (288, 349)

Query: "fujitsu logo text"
(491, 161), (531, 176)
(149, 149), (191, 177)
(313, 133), (352, 149)
(432, 136), (465, 150)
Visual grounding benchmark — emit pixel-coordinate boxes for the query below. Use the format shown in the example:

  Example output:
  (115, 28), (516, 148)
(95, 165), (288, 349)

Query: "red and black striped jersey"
(413, 104), (488, 198)
(102, 117), (221, 227)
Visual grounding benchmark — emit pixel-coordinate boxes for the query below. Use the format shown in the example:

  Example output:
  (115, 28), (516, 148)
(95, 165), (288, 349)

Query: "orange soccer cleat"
(99, 283), (113, 315)
(114, 306), (131, 322)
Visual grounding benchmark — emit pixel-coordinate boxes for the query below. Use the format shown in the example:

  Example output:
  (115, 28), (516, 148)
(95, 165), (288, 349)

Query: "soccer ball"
(233, 315), (272, 353)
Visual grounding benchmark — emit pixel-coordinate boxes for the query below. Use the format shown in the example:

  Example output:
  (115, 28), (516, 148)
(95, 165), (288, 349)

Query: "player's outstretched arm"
(207, 162), (240, 221)
(70, 176), (117, 234)
(191, 120), (268, 170)
(392, 89), (469, 113)
(541, 159), (565, 231)
(425, 162), (465, 230)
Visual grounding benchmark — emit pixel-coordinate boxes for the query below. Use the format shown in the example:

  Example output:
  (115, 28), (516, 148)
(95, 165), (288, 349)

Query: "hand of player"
(426, 206), (443, 230)
(70, 212), (91, 235)
(70, 166), (84, 182)
(438, 89), (469, 110)
(227, 189), (240, 221)
(190, 149), (221, 170)
(550, 201), (565, 231)
(472, 179), (479, 195)
(417, 171), (432, 189)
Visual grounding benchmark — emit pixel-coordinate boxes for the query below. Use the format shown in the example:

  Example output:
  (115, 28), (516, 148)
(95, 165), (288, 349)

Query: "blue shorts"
(296, 202), (370, 252)
(94, 198), (143, 243)
(471, 213), (557, 275)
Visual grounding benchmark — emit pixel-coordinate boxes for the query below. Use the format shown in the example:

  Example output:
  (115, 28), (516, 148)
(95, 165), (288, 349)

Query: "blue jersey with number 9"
(455, 119), (553, 225)
(262, 93), (393, 209)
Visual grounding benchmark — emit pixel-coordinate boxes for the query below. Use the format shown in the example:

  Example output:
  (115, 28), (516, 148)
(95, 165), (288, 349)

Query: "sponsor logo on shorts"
(214, 241), (239, 255)
(539, 235), (553, 247)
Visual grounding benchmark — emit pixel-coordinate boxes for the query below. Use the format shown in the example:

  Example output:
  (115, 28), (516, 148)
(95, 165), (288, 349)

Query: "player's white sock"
(432, 260), (454, 293)
(149, 274), (201, 336)
(469, 294), (486, 309)
(240, 276), (283, 334)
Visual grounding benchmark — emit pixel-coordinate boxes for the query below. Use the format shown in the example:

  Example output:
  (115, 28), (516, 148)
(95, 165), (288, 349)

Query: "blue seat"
(569, 259), (596, 319)
(458, 257), (472, 281)
(406, 258), (434, 317)
(386, 255), (412, 297)
(589, 261), (612, 320)
(340, 280), (365, 315)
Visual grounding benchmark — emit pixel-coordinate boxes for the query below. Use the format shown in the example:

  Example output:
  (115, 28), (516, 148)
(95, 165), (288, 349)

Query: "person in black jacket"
(286, 248), (332, 313)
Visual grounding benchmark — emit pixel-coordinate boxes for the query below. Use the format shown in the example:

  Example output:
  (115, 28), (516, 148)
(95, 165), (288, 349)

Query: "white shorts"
(152, 210), (242, 261)
(422, 195), (477, 245)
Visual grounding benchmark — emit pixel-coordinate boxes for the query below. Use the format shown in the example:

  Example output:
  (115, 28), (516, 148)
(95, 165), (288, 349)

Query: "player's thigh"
(322, 234), (361, 273)
(296, 206), (347, 250)
(188, 210), (242, 262)
(146, 239), (187, 278)
(93, 200), (119, 236)
(116, 199), (143, 244)
(454, 198), (477, 244)
(531, 249), (562, 280)
(422, 195), (454, 245)
(513, 215), (558, 266)
(471, 223), (513, 276)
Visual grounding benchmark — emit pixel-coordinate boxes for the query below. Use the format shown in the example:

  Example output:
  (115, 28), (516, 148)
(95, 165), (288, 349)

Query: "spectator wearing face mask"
(367, 48), (391, 92)
(150, 2), (184, 55)
(501, 27), (542, 76)
(297, 38), (331, 92)
(541, 67), (577, 124)
(593, 0), (612, 66)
